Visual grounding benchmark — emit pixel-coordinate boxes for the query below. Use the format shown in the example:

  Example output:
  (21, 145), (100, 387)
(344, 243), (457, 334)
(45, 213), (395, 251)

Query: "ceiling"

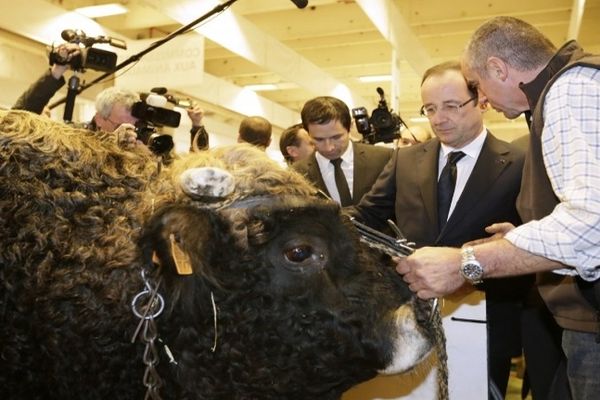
(3, 0), (600, 142)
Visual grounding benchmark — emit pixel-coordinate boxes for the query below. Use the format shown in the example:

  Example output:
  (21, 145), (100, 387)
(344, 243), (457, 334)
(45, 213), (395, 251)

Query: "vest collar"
(519, 40), (586, 111)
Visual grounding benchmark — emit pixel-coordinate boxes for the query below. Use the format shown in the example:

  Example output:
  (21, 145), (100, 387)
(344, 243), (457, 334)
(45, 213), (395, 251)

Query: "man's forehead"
(308, 119), (346, 132)
(111, 104), (134, 118)
(110, 103), (128, 114)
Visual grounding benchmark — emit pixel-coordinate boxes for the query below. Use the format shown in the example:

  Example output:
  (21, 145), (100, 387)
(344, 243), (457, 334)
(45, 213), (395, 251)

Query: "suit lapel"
(306, 153), (330, 196)
(417, 139), (441, 231)
(442, 133), (512, 235)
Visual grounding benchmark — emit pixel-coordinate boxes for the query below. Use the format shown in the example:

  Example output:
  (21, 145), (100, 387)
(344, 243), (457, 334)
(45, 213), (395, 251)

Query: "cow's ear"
(142, 205), (216, 279)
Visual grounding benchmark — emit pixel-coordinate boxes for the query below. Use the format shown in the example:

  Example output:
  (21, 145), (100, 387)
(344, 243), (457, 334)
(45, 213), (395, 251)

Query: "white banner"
(116, 33), (204, 92)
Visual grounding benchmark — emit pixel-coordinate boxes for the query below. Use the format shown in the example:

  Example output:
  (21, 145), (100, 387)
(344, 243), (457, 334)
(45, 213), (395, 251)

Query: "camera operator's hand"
(49, 43), (81, 79)
(187, 104), (205, 127)
(113, 123), (141, 150)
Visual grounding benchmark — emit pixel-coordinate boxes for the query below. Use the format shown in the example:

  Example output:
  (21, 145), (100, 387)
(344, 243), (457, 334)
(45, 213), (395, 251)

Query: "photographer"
(86, 86), (146, 153)
(87, 86), (139, 132)
(12, 43), (81, 115)
(13, 50), (208, 157)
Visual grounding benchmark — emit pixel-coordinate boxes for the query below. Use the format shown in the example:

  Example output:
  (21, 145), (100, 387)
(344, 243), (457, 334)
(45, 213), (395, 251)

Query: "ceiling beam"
(182, 73), (299, 129)
(142, 0), (368, 108)
(354, 0), (432, 111)
(0, 0), (298, 129)
(355, 0), (432, 77)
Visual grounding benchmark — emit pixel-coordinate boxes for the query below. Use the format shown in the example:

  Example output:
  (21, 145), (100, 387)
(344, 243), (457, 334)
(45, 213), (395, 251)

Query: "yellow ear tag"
(169, 233), (193, 275)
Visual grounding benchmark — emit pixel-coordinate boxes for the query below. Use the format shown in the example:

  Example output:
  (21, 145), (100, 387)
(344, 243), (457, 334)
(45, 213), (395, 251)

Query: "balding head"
(238, 116), (272, 149)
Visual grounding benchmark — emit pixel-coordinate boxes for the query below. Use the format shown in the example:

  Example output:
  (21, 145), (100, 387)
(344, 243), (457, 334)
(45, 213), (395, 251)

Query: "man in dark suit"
(351, 61), (531, 399)
(292, 96), (392, 206)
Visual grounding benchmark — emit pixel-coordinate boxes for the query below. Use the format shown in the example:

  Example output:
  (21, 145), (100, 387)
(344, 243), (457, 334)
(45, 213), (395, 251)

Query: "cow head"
(141, 159), (438, 399)
(0, 111), (441, 400)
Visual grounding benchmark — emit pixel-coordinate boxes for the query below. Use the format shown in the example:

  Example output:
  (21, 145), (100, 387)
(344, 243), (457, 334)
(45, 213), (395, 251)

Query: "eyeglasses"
(420, 96), (478, 118)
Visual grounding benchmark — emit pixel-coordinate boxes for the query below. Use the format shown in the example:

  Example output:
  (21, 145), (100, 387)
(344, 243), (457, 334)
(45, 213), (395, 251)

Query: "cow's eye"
(284, 245), (313, 263)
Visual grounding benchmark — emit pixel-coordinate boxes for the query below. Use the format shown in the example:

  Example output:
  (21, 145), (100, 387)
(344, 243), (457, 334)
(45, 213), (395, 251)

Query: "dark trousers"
(488, 300), (523, 398)
(521, 289), (572, 400)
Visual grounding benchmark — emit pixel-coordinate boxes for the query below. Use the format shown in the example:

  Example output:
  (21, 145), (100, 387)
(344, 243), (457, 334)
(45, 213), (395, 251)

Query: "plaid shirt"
(506, 66), (600, 281)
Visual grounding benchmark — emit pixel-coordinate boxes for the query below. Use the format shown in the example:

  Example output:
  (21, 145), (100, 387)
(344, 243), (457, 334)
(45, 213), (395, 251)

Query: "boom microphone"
(289, 0), (308, 9)
(93, 36), (127, 50)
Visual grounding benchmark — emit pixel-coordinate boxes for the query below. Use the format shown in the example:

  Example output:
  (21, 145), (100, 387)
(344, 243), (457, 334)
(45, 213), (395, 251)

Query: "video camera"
(131, 88), (183, 156)
(49, 29), (126, 73)
(351, 87), (404, 144)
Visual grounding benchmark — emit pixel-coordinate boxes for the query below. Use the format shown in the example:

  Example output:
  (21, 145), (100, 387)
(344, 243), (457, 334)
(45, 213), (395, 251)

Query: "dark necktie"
(331, 158), (352, 206)
(437, 151), (466, 229)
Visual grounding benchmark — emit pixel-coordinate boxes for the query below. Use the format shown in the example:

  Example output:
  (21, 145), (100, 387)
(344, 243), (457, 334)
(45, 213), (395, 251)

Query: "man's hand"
(395, 246), (465, 299)
(50, 43), (81, 79)
(187, 105), (205, 127)
(113, 123), (140, 150)
(464, 222), (516, 247)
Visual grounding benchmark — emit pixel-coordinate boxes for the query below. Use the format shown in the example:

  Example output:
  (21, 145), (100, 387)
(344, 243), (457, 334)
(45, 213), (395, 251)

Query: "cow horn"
(179, 167), (235, 199)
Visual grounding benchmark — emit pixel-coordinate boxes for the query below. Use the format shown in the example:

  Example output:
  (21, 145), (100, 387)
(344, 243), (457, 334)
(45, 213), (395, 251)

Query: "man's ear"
(286, 145), (299, 159)
(486, 56), (508, 82)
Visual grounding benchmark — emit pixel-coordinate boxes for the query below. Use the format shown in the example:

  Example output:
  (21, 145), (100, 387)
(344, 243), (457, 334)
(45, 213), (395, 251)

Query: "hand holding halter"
(350, 218), (440, 319)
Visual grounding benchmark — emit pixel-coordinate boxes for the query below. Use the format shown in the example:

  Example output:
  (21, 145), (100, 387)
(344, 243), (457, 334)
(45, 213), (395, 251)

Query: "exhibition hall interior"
(1, 1), (599, 400)
(1, 0), (599, 156)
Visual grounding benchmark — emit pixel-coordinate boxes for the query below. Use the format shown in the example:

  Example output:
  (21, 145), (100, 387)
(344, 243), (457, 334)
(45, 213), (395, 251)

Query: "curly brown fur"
(0, 110), (438, 400)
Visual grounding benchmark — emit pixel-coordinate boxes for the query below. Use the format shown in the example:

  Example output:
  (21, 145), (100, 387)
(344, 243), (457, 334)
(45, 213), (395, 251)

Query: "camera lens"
(371, 109), (394, 129)
(147, 133), (174, 155)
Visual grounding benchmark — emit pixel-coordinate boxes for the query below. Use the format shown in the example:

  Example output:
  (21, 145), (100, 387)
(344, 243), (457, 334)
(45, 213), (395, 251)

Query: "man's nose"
(323, 139), (336, 151)
(430, 111), (449, 125)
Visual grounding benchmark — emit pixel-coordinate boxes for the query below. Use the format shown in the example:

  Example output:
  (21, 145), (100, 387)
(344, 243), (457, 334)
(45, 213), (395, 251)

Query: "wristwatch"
(460, 246), (484, 284)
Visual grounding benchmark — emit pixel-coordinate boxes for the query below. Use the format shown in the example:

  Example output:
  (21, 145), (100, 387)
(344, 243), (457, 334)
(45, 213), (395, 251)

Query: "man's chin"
(502, 110), (523, 119)
(492, 106), (521, 120)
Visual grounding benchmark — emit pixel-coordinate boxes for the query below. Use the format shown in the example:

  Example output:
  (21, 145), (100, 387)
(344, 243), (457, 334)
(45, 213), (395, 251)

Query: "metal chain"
(131, 269), (165, 400)
(142, 318), (162, 400)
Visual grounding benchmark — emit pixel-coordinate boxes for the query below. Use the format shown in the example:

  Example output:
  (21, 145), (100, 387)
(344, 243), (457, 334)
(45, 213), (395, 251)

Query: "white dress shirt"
(315, 141), (354, 204)
(438, 128), (487, 220)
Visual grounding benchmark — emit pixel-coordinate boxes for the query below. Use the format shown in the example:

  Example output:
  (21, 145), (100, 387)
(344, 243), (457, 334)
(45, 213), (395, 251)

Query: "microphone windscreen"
(61, 29), (77, 42)
(151, 87), (168, 95)
(290, 0), (308, 9)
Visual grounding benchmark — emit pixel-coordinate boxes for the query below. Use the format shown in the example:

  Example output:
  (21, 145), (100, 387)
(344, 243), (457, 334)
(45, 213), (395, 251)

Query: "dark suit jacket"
(355, 133), (523, 248)
(292, 141), (392, 205)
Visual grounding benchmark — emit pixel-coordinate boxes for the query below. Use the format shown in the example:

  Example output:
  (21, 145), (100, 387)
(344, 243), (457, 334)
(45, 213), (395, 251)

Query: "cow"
(0, 110), (442, 400)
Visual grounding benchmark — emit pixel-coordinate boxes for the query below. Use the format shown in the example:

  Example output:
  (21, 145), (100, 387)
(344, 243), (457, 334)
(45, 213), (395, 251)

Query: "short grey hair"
(464, 16), (556, 77)
(94, 87), (140, 118)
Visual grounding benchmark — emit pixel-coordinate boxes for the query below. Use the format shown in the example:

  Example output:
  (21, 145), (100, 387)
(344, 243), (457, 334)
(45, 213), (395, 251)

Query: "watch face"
(462, 262), (483, 281)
